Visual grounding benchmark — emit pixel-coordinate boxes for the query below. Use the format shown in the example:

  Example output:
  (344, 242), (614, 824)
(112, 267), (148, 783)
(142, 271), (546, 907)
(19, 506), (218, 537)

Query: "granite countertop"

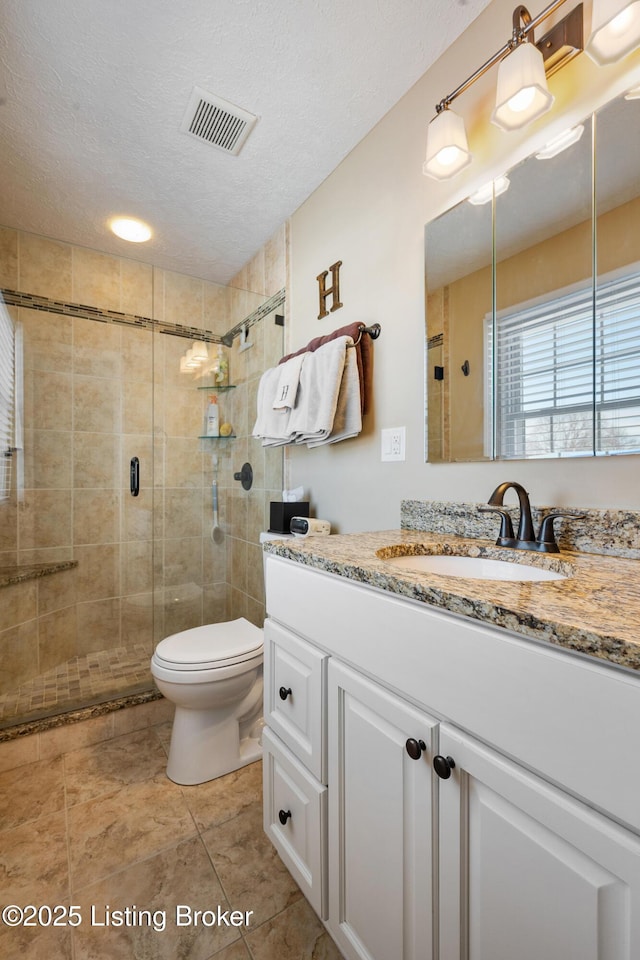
(264, 529), (640, 673)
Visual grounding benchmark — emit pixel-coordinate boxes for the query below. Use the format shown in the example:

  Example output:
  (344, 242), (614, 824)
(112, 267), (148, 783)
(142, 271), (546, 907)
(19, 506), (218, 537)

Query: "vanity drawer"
(262, 727), (328, 920)
(264, 618), (327, 782)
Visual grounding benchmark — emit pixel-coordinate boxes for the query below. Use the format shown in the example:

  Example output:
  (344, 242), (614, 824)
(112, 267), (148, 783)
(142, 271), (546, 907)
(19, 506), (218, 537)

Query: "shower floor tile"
(0, 642), (152, 726)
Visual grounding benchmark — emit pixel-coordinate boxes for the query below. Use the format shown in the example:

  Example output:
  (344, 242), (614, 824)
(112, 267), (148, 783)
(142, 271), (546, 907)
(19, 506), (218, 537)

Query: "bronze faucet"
(479, 482), (584, 554)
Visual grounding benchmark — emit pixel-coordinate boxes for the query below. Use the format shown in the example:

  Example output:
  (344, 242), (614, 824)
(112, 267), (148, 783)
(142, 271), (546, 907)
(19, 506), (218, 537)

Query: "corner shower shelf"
(198, 381), (235, 438)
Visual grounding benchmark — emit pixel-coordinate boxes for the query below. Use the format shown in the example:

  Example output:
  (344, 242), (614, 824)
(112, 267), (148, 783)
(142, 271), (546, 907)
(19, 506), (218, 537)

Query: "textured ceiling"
(0, 0), (492, 285)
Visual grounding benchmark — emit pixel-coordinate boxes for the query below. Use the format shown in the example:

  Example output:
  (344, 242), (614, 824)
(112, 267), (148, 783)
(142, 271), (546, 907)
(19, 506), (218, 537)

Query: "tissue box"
(269, 501), (309, 534)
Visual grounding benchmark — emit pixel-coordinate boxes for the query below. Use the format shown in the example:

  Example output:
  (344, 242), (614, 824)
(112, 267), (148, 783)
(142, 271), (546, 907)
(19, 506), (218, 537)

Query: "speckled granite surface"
(0, 689), (162, 742)
(0, 560), (77, 587)
(264, 529), (640, 673)
(401, 500), (640, 559)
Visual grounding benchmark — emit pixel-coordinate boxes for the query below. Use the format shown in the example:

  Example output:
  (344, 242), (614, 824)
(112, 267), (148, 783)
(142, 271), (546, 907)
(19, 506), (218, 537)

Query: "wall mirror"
(425, 90), (640, 462)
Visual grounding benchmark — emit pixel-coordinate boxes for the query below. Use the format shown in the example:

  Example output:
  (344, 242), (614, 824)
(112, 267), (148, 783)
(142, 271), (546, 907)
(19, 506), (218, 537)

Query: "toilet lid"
(154, 617), (263, 670)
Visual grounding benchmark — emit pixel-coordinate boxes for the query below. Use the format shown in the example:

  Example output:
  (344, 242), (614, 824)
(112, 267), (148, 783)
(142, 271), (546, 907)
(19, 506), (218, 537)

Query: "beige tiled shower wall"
(0, 223), (287, 708)
(222, 223), (289, 625)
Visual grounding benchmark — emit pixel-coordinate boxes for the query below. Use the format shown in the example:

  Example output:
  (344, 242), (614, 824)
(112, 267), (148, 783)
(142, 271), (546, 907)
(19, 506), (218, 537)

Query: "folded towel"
(272, 352), (306, 410)
(287, 336), (349, 444)
(279, 321), (373, 415)
(254, 335), (363, 447)
(307, 341), (362, 446)
(252, 367), (292, 445)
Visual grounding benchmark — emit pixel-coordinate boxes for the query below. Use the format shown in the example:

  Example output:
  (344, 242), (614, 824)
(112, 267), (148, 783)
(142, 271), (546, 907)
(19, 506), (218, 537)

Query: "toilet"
(150, 531), (288, 785)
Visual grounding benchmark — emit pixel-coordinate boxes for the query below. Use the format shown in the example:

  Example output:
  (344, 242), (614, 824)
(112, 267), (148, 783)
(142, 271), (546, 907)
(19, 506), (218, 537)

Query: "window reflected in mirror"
(493, 114), (592, 459)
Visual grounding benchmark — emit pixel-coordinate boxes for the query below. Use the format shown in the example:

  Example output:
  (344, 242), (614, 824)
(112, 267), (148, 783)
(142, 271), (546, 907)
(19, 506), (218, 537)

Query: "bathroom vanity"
(261, 527), (640, 960)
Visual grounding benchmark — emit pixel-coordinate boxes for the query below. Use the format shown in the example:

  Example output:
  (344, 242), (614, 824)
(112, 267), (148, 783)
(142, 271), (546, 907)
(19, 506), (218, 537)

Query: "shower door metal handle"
(130, 456), (140, 497)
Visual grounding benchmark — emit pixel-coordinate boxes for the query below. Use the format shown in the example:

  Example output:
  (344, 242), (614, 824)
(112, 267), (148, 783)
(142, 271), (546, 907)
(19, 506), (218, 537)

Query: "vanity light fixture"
(468, 175), (511, 205)
(424, 0), (593, 181)
(624, 83), (640, 99)
(585, 0), (640, 64)
(534, 122), (584, 157)
(491, 18), (555, 131)
(109, 216), (152, 243)
(180, 340), (209, 374)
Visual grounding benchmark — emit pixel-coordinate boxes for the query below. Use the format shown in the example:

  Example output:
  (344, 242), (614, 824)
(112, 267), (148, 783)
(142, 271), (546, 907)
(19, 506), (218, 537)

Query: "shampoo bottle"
(206, 395), (220, 437)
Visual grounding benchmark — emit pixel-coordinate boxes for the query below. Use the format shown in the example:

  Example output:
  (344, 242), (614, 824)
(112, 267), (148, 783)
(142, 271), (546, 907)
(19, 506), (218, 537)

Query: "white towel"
(252, 367), (292, 445)
(307, 343), (362, 446)
(272, 353), (306, 410)
(288, 336), (349, 444)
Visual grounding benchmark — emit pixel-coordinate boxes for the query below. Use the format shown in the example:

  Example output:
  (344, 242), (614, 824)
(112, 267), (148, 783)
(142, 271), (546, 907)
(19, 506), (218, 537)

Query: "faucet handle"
(536, 512), (585, 552)
(478, 506), (515, 545)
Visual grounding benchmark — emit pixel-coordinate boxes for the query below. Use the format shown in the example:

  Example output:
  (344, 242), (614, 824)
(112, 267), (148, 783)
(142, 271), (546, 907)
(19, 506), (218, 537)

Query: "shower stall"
(0, 230), (284, 733)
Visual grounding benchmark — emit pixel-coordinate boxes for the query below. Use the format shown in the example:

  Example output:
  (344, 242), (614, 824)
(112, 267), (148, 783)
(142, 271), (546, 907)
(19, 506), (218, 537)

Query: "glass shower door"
(0, 306), (156, 729)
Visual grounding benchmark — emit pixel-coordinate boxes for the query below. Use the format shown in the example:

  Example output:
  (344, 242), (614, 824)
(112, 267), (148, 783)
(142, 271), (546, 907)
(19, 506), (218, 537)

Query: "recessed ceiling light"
(109, 217), (152, 242)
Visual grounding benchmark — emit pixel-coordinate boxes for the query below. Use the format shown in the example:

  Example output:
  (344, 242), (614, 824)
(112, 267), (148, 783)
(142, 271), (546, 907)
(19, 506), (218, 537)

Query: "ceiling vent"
(180, 86), (258, 156)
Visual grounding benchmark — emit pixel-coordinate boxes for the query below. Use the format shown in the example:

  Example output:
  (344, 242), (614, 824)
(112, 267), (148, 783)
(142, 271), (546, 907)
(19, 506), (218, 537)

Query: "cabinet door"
(438, 723), (640, 960)
(328, 659), (437, 960)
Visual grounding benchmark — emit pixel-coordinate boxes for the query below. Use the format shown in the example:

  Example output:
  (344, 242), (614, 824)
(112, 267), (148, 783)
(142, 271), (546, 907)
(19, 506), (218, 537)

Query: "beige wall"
(285, 0), (640, 532)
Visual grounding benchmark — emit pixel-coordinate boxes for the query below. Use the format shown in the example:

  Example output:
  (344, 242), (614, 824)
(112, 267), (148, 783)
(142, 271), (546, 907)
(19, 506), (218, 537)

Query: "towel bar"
(353, 323), (381, 345)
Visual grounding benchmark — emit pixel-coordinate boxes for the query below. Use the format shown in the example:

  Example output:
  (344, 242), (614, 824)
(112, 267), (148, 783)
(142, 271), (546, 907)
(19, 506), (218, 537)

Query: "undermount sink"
(377, 548), (570, 582)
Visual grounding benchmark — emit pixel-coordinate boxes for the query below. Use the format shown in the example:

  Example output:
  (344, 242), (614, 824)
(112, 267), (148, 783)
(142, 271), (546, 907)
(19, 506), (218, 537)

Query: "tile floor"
(0, 721), (344, 959)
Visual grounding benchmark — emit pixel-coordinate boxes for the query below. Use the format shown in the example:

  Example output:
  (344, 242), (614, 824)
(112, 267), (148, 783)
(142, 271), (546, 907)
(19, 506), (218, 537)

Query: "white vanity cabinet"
(328, 659), (438, 960)
(437, 723), (640, 960)
(263, 554), (640, 960)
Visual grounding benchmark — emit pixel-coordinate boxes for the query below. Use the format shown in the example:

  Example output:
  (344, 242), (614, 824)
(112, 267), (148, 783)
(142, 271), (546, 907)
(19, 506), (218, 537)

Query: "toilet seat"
(153, 617), (263, 671)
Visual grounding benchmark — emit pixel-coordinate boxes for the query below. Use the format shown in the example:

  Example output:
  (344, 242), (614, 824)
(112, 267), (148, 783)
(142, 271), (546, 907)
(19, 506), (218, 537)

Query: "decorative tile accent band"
(220, 287), (286, 343)
(401, 499), (640, 560)
(0, 286), (286, 345)
(1, 287), (223, 342)
(0, 560), (77, 589)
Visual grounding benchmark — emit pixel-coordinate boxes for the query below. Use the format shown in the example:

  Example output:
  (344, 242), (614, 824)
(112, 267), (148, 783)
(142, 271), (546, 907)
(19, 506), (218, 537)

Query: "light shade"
(491, 41), (554, 132)
(190, 341), (209, 362)
(183, 348), (200, 368)
(423, 108), (472, 180)
(586, 0), (640, 64)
